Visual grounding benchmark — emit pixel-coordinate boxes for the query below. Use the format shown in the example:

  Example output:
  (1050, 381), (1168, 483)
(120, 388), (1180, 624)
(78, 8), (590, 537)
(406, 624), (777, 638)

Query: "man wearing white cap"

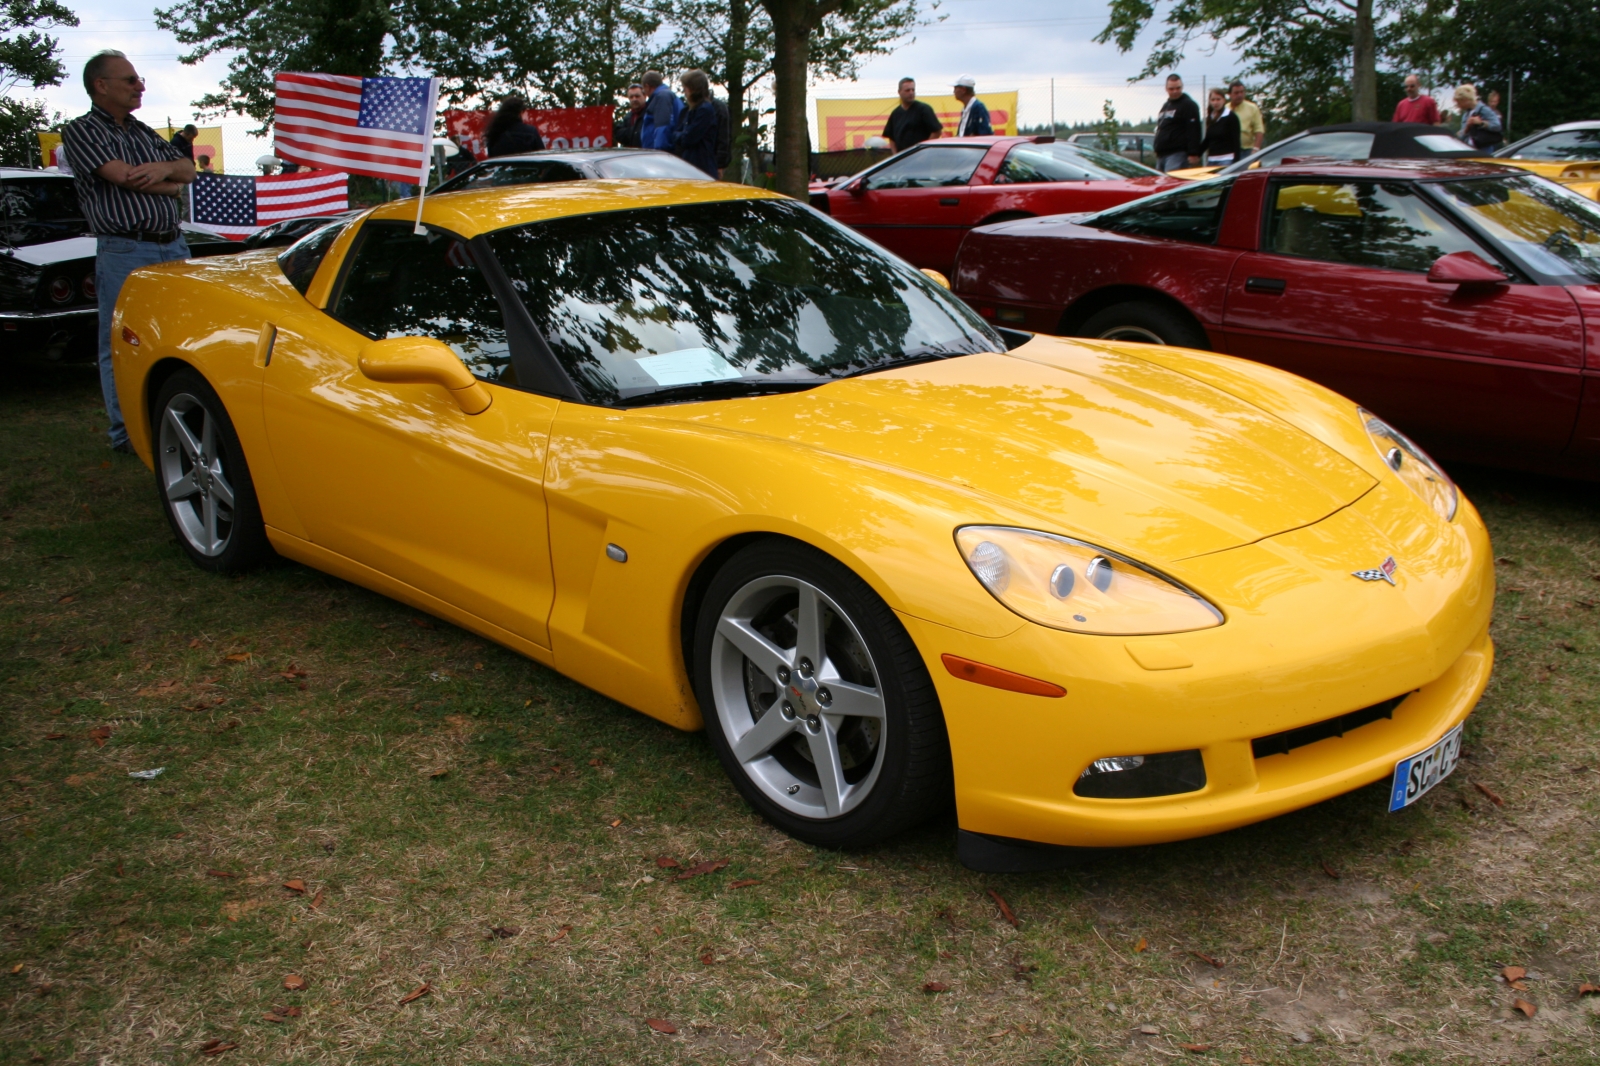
(953, 76), (992, 137)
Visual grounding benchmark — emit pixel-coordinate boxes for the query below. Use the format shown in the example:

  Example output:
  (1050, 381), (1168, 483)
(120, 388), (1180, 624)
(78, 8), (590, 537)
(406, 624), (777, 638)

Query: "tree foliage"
(1097, 0), (1388, 129)
(1398, 0), (1600, 135)
(2, 0), (78, 95)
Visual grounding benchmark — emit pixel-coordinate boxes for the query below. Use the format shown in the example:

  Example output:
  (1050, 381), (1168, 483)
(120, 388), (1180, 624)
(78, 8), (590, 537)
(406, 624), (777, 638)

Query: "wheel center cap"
(787, 674), (819, 714)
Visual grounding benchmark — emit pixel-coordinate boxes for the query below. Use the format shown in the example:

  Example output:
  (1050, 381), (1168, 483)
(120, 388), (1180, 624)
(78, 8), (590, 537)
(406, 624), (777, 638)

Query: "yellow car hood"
(665, 337), (1376, 563)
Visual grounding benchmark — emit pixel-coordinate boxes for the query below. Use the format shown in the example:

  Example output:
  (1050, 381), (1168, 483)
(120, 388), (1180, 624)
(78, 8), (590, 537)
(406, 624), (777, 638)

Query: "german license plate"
(1388, 724), (1462, 812)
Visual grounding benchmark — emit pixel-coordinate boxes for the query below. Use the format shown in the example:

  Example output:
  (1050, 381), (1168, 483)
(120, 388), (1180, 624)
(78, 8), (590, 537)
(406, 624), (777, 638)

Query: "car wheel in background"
(693, 540), (952, 849)
(151, 369), (274, 573)
(1080, 301), (1209, 349)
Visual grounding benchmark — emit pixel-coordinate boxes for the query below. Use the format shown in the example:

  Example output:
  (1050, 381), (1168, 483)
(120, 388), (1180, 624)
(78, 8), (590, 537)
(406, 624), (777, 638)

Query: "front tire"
(692, 540), (952, 849)
(151, 369), (273, 573)
(1079, 300), (1209, 349)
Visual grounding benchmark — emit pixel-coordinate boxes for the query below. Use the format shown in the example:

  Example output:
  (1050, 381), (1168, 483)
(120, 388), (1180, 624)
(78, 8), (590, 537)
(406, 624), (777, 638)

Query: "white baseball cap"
(954, 75), (976, 88)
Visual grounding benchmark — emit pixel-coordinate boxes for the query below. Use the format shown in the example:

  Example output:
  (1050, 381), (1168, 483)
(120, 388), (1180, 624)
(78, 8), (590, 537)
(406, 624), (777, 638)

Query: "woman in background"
(671, 70), (719, 179)
(486, 97), (544, 158)
(1200, 87), (1240, 166)
(1455, 85), (1503, 151)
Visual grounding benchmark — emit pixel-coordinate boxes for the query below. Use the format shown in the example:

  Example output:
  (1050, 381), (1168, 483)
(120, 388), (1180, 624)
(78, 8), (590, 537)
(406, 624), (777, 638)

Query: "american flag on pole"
(190, 171), (350, 240)
(273, 73), (441, 183)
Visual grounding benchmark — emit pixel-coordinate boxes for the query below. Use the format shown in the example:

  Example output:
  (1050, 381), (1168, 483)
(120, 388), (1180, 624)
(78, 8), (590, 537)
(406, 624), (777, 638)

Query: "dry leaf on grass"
(221, 900), (264, 922)
(1502, 965), (1527, 983)
(655, 856), (680, 869)
(282, 974), (307, 991)
(699, 952), (715, 965)
(1513, 998), (1537, 1018)
(43, 732), (65, 740)
(550, 924), (573, 942)
(282, 1006), (301, 1017)
(1473, 781), (1505, 807)
(1577, 982), (1600, 995)
(1134, 937), (1149, 953)
(262, 1013), (286, 1024)
(137, 680), (182, 697)
(87, 726), (112, 747)
(674, 859), (728, 881)
(1190, 952), (1224, 968)
(1320, 860), (1341, 879)
(922, 981), (949, 993)
(188, 638), (202, 648)
(988, 889), (1019, 927)
(280, 666), (308, 680)
(607, 817), (622, 828)
(9, 964), (21, 974)
(1180, 1044), (1215, 1053)
(63, 772), (100, 787)
(198, 1039), (238, 1056)
(223, 653), (251, 663)
(309, 889), (324, 910)
(729, 879), (760, 889)
(282, 879), (306, 894)
(57, 595), (75, 604)
(645, 1018), (677, 1034)
(206, 870), (238, 879)
(487, 926), (520, 939)
(399, 983), (432, 1005)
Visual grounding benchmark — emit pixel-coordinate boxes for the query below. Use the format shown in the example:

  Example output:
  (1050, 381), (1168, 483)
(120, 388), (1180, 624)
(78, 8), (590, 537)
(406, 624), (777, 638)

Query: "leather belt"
(103, 229), (181, 244)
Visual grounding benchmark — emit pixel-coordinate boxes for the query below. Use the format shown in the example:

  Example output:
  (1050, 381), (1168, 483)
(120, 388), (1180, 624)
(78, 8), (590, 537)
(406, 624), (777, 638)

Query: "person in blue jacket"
(638, 70), (682, 151)
(671, 69), (719, 178)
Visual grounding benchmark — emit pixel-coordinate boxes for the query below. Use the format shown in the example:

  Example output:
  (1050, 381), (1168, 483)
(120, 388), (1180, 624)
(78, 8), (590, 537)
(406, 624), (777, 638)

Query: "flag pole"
(414, 77), (442, 235)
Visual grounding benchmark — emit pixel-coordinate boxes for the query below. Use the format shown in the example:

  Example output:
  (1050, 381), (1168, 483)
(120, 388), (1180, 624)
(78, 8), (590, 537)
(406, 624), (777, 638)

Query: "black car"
(1, 167), (238, 364)
(1209, 121), (1481, 176)
(433, 148), (711, 195)
(238, 210), (362, 250)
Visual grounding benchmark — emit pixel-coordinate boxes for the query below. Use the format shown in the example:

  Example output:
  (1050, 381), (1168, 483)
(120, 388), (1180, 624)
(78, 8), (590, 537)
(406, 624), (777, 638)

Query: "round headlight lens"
(955, 526), (1224, 635)
(1360, 410), (1457, 521)
(48, 276), (73, 303)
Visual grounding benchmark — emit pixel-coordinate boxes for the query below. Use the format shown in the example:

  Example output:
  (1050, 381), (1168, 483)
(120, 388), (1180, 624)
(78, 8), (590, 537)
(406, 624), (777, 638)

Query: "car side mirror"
(847, 179), (867, 197)
(358, 336), (493, 414)
(1426, 250), (1508, 288)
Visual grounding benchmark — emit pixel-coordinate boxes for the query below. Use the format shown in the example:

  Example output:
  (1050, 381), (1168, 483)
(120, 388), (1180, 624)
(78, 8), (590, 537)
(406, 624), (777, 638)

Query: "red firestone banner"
(443, 106), (615, 160)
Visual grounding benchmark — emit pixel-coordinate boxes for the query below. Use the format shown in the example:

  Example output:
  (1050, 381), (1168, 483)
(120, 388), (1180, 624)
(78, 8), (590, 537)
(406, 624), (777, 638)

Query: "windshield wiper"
(835, 347), (978, 379)
(614, 379), (821, 407)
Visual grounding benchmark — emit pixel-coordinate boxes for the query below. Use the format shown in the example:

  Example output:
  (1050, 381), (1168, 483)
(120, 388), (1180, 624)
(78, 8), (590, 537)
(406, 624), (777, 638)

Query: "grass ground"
(2, 368), (1597, 1066)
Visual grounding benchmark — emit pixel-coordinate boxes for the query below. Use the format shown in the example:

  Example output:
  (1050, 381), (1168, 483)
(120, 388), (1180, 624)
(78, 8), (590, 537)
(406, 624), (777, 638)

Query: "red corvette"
(812, 135), (1181, 276)
(952, 160), (1600, 476)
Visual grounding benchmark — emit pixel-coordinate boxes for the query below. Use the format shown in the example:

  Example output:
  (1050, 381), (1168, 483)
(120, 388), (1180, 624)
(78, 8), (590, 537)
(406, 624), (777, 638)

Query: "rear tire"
(151, 369), (274, 573)
(1079, 300), (1209, 349)
(692, 540), (952, 849)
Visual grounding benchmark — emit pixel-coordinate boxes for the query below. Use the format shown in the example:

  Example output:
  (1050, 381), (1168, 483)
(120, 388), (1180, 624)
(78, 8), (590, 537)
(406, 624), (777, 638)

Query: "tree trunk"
(726, 0), (750, 182)
(763, 0), (813, 198)
(1351, 0), (1377, 121)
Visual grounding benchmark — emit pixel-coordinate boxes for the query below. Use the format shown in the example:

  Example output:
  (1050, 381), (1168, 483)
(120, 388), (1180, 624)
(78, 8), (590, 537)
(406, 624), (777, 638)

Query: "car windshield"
(437, 159), (585, 193)
(1433, 174), (1600, 281)
(997, 141), (1159, 183)
(1081, 176), (1233, 243)
(594, 153), (711, 179)
(0, 178), (86, 245)
(1496, 127), (1600, 162)
(487, 197), (1004, 406)
(1218, 131), (1376, 175)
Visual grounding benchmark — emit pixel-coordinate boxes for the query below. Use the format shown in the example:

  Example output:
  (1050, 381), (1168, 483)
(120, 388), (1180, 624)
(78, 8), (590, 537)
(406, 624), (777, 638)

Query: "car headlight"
(1361, 410), (1457, 521)
(954, 526), (1224, 635)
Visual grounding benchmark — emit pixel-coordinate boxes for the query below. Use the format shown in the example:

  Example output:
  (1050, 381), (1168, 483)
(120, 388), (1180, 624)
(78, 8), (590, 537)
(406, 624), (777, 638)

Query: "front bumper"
(0, 307), (98, 363)
(910, 478), (1495, 849)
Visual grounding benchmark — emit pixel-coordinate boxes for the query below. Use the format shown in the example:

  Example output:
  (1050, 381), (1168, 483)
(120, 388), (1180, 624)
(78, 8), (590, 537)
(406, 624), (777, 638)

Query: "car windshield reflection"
(1434, 174), (1600, 281)
(486, 198), (1004, 405)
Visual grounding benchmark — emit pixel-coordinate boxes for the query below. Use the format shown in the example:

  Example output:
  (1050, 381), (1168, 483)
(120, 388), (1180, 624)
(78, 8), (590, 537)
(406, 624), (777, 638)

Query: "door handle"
(939, 197), (961, 206)
(1245, 276), (1287, 294)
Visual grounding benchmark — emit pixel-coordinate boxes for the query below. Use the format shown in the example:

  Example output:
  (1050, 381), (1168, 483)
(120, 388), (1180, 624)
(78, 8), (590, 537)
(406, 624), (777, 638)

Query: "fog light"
(1074, 749), (1205, 799)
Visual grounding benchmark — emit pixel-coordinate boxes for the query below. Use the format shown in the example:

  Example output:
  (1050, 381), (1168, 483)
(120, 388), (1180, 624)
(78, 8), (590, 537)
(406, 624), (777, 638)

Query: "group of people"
(1394, 75), (1504, 150)
(1153, 74), (1265, 172)
(608, 70), (731, 178)
(879, 76), (994, 150)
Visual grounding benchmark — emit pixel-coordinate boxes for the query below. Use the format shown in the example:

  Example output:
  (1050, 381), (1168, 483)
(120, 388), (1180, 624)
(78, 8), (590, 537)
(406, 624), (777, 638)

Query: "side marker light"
(940, 654), (1065, 698)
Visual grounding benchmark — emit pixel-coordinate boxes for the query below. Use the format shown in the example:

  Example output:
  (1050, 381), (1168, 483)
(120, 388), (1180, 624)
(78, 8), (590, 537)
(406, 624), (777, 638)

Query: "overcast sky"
(32, 0), (1248, 154)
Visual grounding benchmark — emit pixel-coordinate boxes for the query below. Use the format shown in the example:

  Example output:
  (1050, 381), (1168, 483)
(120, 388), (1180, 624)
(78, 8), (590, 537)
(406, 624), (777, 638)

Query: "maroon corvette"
(952, 160), (1600, 476)
(812, 135), (1180, 276)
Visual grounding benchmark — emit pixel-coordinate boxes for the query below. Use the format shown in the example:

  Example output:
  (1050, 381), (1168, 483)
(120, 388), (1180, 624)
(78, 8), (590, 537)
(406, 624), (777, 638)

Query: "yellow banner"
(815, 92), (1018, 151)
(155, 126), (225, 173)
(37, 131), (63, 168)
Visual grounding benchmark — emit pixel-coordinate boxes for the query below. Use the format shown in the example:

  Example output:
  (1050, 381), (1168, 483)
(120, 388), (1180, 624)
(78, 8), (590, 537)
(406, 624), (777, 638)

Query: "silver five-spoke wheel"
(711, 575), (887, 819)
(159, 391), (237, 557)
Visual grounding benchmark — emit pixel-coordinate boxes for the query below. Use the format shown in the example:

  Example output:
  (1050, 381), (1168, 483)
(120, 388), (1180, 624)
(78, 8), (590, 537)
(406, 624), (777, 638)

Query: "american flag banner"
(190, 171), (350, 240)
(273, 73), (441, 183)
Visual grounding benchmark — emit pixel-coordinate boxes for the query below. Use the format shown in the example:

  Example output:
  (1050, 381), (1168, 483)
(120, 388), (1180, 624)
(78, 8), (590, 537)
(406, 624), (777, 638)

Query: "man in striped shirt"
(60, 50), (196, 454)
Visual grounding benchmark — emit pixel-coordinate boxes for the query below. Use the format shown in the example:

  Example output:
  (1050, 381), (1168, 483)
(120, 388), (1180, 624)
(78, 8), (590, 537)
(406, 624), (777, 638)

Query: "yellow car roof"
(363, 179), (788, 240)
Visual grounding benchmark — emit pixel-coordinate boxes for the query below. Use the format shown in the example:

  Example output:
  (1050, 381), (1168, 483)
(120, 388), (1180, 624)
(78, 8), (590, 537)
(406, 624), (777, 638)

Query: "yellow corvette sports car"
(112, 180), (1494, 871)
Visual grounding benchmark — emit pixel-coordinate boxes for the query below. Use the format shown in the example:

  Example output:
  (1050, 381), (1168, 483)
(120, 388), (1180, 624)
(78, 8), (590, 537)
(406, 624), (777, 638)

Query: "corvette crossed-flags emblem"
(1352, 556), (1398, 585)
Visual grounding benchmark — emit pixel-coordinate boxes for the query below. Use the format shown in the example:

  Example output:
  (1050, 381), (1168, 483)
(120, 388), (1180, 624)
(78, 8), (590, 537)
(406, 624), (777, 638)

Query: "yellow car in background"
(112, 180), (1492, 870)
(1492, 122), (1600, 201)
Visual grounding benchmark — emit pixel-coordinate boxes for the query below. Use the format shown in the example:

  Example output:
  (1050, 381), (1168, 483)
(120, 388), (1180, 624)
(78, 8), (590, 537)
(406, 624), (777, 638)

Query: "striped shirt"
(59, 105), (185, 236)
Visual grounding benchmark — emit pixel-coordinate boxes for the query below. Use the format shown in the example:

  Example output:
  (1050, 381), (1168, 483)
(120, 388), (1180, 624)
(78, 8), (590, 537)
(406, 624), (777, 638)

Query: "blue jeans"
(1158, 151), (1192, 172)
(96, 234), (190, 447)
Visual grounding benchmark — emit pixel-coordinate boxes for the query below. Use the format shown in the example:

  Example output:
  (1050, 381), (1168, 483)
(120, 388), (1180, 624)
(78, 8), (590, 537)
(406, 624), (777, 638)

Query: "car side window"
(1266, 181), (1486, 272)
(863, 146), (989, 190)
(330, 221), (514, 383)
(1510, 129), (1600, 162)
(276, 221), (346, 296)
(448, 160), (584, 192)
(1087, 179), (1232, 244)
